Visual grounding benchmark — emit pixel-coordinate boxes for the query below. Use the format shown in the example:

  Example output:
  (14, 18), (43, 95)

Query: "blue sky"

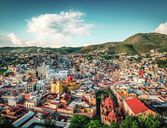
(0, 0), (167, 47)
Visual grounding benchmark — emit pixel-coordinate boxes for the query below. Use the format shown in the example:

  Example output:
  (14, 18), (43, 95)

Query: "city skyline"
(0, 0), (167, 47)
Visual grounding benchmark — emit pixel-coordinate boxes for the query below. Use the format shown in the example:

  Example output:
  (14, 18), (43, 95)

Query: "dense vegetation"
(0, 116), (15, 128)
(124, 33), (167, 51)
(69, 115), (163, 128)
(156, 59), (167, 68)
(0, 46), (82, 54)
(69, 115), (106, 128)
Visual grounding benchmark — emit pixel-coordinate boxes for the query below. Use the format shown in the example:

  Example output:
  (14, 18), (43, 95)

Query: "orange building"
(100, 95), (121, 125)
(123, 98), (156, 117)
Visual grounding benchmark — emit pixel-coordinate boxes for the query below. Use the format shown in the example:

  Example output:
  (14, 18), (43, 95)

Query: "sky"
(0, 0), (167, 47)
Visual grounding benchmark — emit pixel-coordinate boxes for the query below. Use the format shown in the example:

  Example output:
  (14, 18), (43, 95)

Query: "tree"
(120, 116), (139, 128)
(0, 116), (15, 128)
(156, 59), (167, 68)
(69, 115), (89, 128)
(87, 120), (101, 128)
(110, 122), (118, 128)
(101, 124), (108, 128)
(64, 86), (69, 93)
(144, 115), (160, 128)
(138, 114), (145, 123)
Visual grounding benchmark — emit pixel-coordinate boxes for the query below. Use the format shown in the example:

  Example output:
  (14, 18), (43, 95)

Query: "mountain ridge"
(0, 32), (167, 54)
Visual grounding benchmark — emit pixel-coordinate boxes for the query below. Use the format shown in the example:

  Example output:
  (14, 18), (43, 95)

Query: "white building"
(2, 95), (23, 106)
(37, 62), (46, 79)
(36, 80), (46, 91)
(46, 65), (68, 80)
(25, 96), (40, 109)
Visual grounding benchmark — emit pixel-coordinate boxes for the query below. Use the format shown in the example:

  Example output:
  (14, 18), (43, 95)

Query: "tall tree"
(87, 120), (101, 128)
(144, 115), (160, 128)
(0, 116), (15, 128)
(120, 116), (139, 128)
(110, 122), (118, 128)
(69, 115), (89, 128)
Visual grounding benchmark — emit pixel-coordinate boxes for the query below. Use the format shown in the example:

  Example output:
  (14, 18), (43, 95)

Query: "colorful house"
(123, 98), (156, 117)
(51, 79), (63, 95)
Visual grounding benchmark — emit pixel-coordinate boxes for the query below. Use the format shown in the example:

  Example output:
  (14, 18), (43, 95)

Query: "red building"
(100, 95), (121, 125)
(123, 98), (156, 117)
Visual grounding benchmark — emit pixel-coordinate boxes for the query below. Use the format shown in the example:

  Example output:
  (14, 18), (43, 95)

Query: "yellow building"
(65, 75), (80, 91)
(51, 80), (64, 94)
(67, 81), (80, 91)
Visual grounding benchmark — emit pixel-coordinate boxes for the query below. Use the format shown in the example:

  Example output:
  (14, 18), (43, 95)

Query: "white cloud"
(8, 33), (26, 46)
(155, 22), (167, 35)
(0, 35), (14, 47)
(26, 10), (94, 47)
(0, 10), (93, 48)
(0, 33), (26, 47)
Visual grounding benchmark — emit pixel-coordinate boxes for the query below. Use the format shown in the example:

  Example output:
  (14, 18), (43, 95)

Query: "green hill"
(122, 33), (167, 53)
(0, 33), (167, 54)
(80, 33), (167, 54)
(0, 46), (82, 54)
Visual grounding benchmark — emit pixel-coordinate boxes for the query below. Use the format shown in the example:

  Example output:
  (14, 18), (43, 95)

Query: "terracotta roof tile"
(125, 98), (148, 115)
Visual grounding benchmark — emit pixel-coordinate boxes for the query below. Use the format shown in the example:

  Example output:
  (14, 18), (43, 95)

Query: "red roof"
(125, 98), (148, 115)
(64, 94), (71, 101)
(67, 75), (74, 81)
(108, 111), (116, 118)
(104, 97), (116, 109)
(105, 97), (114, 107)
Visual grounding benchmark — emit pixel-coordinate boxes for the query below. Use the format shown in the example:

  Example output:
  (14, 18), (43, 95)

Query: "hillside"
(0, 33), (167, 54)
(80, 42), (120, 54)
(0, 46), (82, 54)
(80, 33), (167, 54)
(122, 33), (167, 53)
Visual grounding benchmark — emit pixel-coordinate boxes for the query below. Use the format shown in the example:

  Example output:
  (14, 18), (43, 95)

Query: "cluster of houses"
(104, 50), (167, 125)
(0, 49), (166, 127)
(0, 52), (98, 127)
